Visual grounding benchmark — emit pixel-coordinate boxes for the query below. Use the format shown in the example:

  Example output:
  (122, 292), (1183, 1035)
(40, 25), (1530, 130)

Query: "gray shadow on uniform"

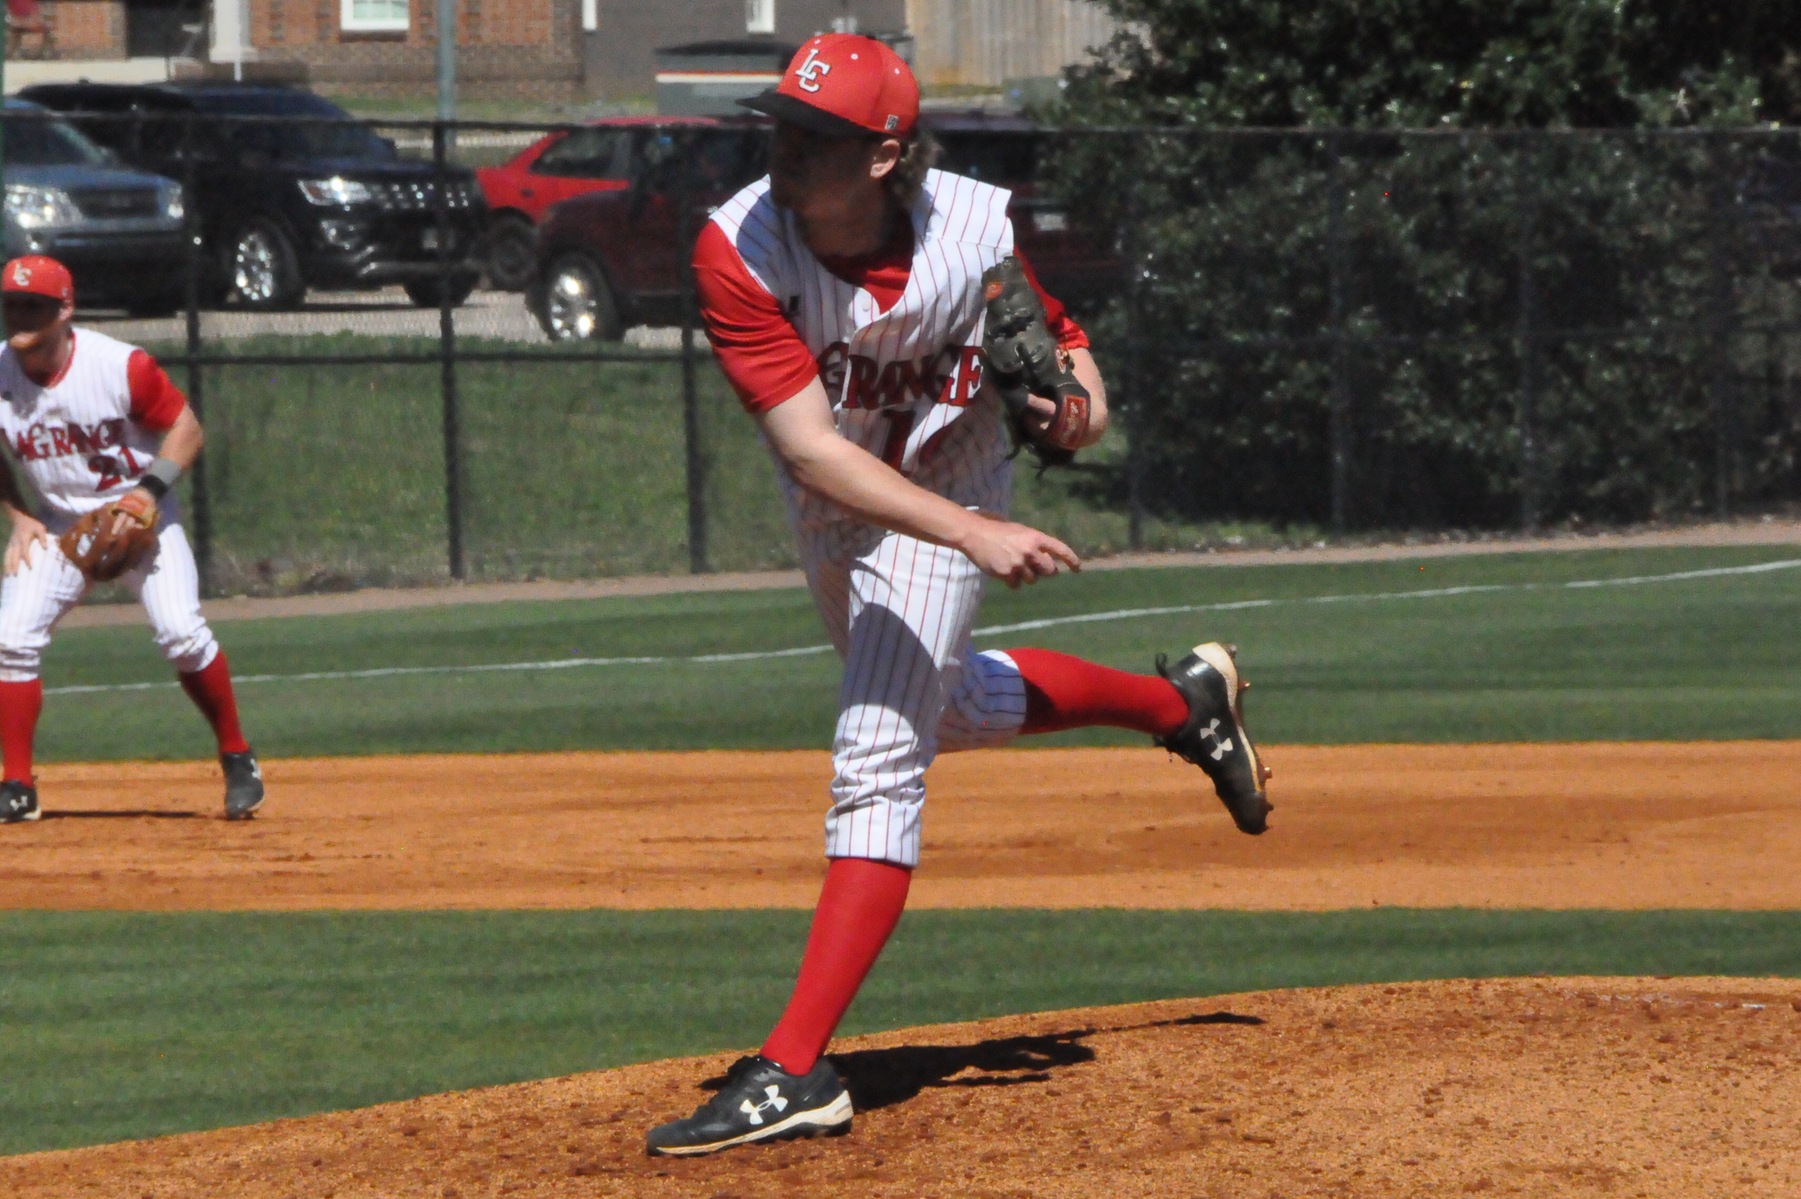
(833, 599), (953, 754)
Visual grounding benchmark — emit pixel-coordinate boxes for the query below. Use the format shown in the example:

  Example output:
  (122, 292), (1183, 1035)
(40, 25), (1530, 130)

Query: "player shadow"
(824, 1009), (1266, 1112)
(41, 809), (202, 819)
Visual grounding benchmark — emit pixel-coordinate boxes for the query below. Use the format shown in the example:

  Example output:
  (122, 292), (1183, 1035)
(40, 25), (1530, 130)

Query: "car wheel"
(402, 273), (479, 309)
(225, 219), (303, 311)
(539, 253), (623, 342)
(482, 214), (538, 292)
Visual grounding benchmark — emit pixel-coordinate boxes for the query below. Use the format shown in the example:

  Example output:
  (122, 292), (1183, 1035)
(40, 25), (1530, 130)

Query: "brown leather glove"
(59, 491), (158, 581)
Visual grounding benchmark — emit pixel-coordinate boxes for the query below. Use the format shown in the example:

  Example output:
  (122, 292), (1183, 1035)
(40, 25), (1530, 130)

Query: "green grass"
(162, 337), (801, 591)
(9, 547), (1798, 1156)
(34, 545), (1801, 761)
(147, 335), (1303, 591)
(3, 907), (1797, 1155)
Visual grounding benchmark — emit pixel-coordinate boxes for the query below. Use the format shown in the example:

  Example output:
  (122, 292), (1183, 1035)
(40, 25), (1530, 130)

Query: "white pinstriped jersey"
(705, 169), (1017, 529)
(0, 329), (170, 524)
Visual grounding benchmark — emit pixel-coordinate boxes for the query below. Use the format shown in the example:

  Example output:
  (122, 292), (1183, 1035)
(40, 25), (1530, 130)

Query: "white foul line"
(44, 557), (1801, 697)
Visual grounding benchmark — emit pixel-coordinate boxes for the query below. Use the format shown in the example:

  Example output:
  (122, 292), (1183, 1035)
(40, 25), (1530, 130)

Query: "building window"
(342, 0), (408, 33)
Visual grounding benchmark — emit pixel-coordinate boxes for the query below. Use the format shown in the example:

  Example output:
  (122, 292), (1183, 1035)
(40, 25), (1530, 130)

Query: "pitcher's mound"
(5, 976), (1798, 1198)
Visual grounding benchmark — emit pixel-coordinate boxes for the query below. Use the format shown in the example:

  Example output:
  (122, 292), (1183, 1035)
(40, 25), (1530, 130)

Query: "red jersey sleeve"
(1013, 249), (1090, 351)
(127, 350), (188, 431)
(693, 222), (819, 414)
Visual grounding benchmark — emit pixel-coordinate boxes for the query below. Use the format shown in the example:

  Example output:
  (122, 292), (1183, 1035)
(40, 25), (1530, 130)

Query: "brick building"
(8, 0), (910, 102)
(240, 0), (586, 98)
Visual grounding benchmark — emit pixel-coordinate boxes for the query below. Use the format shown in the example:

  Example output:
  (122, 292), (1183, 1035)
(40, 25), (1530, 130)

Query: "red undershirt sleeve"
(693, 222), (819, 414)
(1012, 249), (1091, 351)
(126, 350), (188, 431)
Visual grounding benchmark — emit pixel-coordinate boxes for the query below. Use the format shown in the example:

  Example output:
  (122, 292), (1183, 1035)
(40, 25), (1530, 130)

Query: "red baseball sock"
(1008, 647), (1189, 737)
(179, 652), (250, 756)
(0, 678), (42, 782)
(760, 857), (912, 1076)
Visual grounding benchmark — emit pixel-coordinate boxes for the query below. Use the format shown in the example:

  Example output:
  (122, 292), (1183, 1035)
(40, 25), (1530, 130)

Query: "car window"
(689, 129), (767, 191)
(531, 128), (629, 179)
(933, 131), (1039, 187)
(16, 92), (135, 154)
(192, 90), (396, 163)
(633, 128), (767, 194)
(1, 111), (112, 167)
(135, 103), (223, 160)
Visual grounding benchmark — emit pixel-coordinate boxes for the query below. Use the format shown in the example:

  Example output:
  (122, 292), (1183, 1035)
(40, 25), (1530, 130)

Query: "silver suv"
(3, 98), (188, 314)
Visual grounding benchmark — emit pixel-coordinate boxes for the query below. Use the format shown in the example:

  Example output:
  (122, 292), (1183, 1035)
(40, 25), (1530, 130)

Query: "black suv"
(19, 81), (487, 310)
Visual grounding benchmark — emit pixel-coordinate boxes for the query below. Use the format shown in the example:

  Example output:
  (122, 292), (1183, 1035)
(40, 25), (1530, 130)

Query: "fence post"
(1325, 132), (1352, 534)
(677, 149), (710, 574)
(180, 109), (213, 593)
(433, 120), (465, 580)
(1120, 130), (1147, 551)
(1514, 138), (1541, 532)
(1706, 137), (1738, 519)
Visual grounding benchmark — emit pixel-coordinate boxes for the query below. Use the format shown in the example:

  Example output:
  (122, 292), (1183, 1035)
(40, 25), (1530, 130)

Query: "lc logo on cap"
(795, 47), (831, 93)
(740, 34), (918, 140)
(2, 255), (74, 302)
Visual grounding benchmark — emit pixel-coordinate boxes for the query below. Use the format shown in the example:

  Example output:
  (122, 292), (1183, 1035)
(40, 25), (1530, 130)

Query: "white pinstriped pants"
(803, 523), (1029, 868)
(0, 521), (218, 681)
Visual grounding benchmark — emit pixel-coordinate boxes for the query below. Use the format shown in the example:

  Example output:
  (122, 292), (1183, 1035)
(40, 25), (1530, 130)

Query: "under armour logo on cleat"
(741, 1086), (789, 1126)
(1200, 718), (1234, 761)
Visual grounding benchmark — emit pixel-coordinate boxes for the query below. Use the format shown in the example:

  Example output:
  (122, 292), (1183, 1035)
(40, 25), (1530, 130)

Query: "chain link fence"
(8, 109), (1800, 595)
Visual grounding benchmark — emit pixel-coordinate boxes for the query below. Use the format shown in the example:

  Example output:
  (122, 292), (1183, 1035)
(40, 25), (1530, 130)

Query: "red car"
(475, 116), (724, 291)
(526, 112), (1121, 341)
(527, 118), (770, 338)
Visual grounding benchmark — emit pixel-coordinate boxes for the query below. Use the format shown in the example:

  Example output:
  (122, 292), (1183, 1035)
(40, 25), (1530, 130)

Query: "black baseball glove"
(979, 255), (1091, 469)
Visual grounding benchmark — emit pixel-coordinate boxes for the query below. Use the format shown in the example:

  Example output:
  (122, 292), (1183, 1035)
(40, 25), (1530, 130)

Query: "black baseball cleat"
(1, 778), (39, 823)
(221, 750), (264, 820)
(646, 1054), (853, 1157)
(1155, 642), (1273, 835)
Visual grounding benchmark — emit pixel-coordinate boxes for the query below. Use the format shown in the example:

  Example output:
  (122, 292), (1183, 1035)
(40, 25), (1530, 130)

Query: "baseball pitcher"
(645, 36), (1271, 1155)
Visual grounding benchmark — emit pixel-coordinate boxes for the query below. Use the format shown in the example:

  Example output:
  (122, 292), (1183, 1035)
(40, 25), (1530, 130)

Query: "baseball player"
(645, 36), (1271, 1156)
(0, 256), (264, 824)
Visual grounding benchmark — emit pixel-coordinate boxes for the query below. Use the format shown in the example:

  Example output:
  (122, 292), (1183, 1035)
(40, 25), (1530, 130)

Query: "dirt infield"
(5, 742), (1800, 1196)
(4, 977), (1798, 1198)
(4, 743), (1799, 909)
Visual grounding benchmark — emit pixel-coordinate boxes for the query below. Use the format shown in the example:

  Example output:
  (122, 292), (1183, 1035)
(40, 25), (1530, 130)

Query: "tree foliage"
(1044, 1), (1801, 529)
(1073, 0), (1801, 129)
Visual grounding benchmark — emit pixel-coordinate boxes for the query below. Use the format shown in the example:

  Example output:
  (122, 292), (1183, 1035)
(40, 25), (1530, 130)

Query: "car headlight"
(162, 183), (185, 222)
(5, 184), (81, 231)
(298, 176), (374, 206)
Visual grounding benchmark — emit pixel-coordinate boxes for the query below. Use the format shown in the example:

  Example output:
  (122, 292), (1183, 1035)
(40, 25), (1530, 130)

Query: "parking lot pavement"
(80, 288), (685, 350)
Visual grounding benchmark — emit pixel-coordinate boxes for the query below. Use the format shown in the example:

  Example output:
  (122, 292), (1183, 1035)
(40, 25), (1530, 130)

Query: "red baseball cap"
(2, 256), (74, 303)
(741, 34), (918, 140)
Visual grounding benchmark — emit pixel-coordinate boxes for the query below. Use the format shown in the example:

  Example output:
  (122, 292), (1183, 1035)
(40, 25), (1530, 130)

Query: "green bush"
(1040, 0), (1801, 528)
